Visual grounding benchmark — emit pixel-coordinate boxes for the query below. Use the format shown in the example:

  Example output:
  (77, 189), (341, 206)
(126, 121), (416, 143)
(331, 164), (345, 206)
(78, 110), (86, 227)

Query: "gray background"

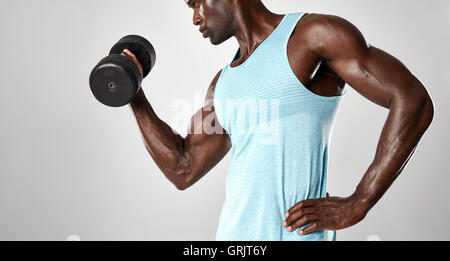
(0, 0), (448, 241)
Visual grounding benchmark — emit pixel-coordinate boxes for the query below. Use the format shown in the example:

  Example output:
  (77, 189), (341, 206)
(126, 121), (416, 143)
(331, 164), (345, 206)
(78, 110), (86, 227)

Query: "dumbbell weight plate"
(89, 54), (142, 107)
(109, 35), (156, 78)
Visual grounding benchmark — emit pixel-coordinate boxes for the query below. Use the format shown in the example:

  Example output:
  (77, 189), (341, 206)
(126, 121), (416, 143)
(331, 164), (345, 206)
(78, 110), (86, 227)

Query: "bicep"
(182, 71), (231, 184)
(187, 70), (230, 157)
(184, 106), (231, 172)
(316, 15), (425, 108)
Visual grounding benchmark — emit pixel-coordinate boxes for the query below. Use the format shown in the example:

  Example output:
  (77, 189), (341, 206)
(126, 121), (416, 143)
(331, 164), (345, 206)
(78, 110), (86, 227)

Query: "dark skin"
(122, 0), (434, 235)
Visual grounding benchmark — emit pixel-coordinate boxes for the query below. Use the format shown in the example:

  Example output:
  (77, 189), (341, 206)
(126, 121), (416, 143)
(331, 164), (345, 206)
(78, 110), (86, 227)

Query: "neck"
(231, 1), (283, 59)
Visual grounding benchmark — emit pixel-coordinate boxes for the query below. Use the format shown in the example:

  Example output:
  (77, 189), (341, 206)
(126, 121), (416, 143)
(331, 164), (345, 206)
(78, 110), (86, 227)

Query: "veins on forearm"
(129, 90), (191, 176)
(354, 95), (433, 208)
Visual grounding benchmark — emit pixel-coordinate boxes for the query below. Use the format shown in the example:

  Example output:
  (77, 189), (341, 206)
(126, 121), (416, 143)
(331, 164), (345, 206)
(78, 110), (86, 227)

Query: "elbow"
(163, 167), (190, 191)
(175, 182), (189, 191)
(416, 82), (435, 125)
(425, 97), (434, 123)
(157, 149), (193, 191)
(170, 156), (194, 191)
(410, 93), (435, 134)
(399, 86), (435, 126)
(163, 167), (191, 191)
(419, 93), (435, 127)
(174, 174), (194, 191)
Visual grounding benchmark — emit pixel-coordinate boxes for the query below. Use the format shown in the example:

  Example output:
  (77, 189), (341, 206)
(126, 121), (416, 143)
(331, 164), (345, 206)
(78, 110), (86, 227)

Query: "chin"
(210, 39), (220, 45)
(210, 35), (225, 46)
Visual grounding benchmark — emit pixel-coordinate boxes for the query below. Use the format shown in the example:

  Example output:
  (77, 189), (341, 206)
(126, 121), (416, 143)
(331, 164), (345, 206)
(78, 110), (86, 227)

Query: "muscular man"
(122, 0), (434, 240)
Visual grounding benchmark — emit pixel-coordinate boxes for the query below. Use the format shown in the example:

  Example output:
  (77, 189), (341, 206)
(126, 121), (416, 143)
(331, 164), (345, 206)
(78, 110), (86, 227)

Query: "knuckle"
(288, 216), (295, 223)
(285, 211), (292, 219)
(310, 223), (320, 231)
(284, 217), (291, 225)
(303, 224), (315, 234)
(291, 220), (301, 229)
(294, 209), (306, 219)
(306, 214), (318, 223)
(305, 214), (312, 222)
(297, 216), (307, 227)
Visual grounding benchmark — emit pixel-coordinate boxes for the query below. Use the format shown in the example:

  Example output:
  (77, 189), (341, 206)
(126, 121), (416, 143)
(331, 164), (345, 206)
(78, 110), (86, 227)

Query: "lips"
(199, 27), (209, 38)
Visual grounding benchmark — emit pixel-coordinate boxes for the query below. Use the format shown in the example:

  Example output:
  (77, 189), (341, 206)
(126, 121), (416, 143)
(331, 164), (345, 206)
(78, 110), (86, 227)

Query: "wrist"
(130, 88), (146, 107)
(349, 191), (374, 218)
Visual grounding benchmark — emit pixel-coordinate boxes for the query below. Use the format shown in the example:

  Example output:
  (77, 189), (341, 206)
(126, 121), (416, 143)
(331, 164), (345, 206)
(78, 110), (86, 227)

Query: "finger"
(123, 49), (136, 58)
(120, 50), (143, 76)
(299, 222), (323, 235)
(287, 214), (319, 232)
(283, 207), (315, 227)
(122, 51), (135, 61)
(285, 199), (316, 218)
(120, 51), (133, 59)
(122, 50), (141, 65)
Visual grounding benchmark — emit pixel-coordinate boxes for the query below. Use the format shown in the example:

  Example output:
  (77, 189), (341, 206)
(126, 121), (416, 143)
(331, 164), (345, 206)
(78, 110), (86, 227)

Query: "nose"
(193, 9), (203, 26)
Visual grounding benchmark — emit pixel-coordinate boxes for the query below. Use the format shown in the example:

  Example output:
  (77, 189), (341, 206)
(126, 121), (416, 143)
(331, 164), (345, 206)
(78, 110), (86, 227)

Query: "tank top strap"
(274, 12), (307, 40)
(228, 12), (307, 64)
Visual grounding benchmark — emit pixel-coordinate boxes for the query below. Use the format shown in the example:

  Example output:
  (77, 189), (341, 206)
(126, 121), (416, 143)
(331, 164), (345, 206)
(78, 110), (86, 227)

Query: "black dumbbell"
(89, 35), (156, 107)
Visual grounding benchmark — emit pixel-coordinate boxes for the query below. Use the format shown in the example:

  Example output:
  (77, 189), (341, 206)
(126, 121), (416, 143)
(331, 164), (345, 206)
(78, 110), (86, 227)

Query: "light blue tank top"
(213, 12), (345, 241)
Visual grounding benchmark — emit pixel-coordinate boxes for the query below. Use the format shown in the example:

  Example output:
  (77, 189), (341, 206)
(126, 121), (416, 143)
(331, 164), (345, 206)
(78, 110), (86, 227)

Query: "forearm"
(129, 89), (191, 186)
(352, 93), (434, 212)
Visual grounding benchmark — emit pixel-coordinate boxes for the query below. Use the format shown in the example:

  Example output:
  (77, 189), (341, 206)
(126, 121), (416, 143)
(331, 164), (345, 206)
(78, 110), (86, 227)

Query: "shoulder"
(294, 13), (359, 36)
(292, 13), (368, 57)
